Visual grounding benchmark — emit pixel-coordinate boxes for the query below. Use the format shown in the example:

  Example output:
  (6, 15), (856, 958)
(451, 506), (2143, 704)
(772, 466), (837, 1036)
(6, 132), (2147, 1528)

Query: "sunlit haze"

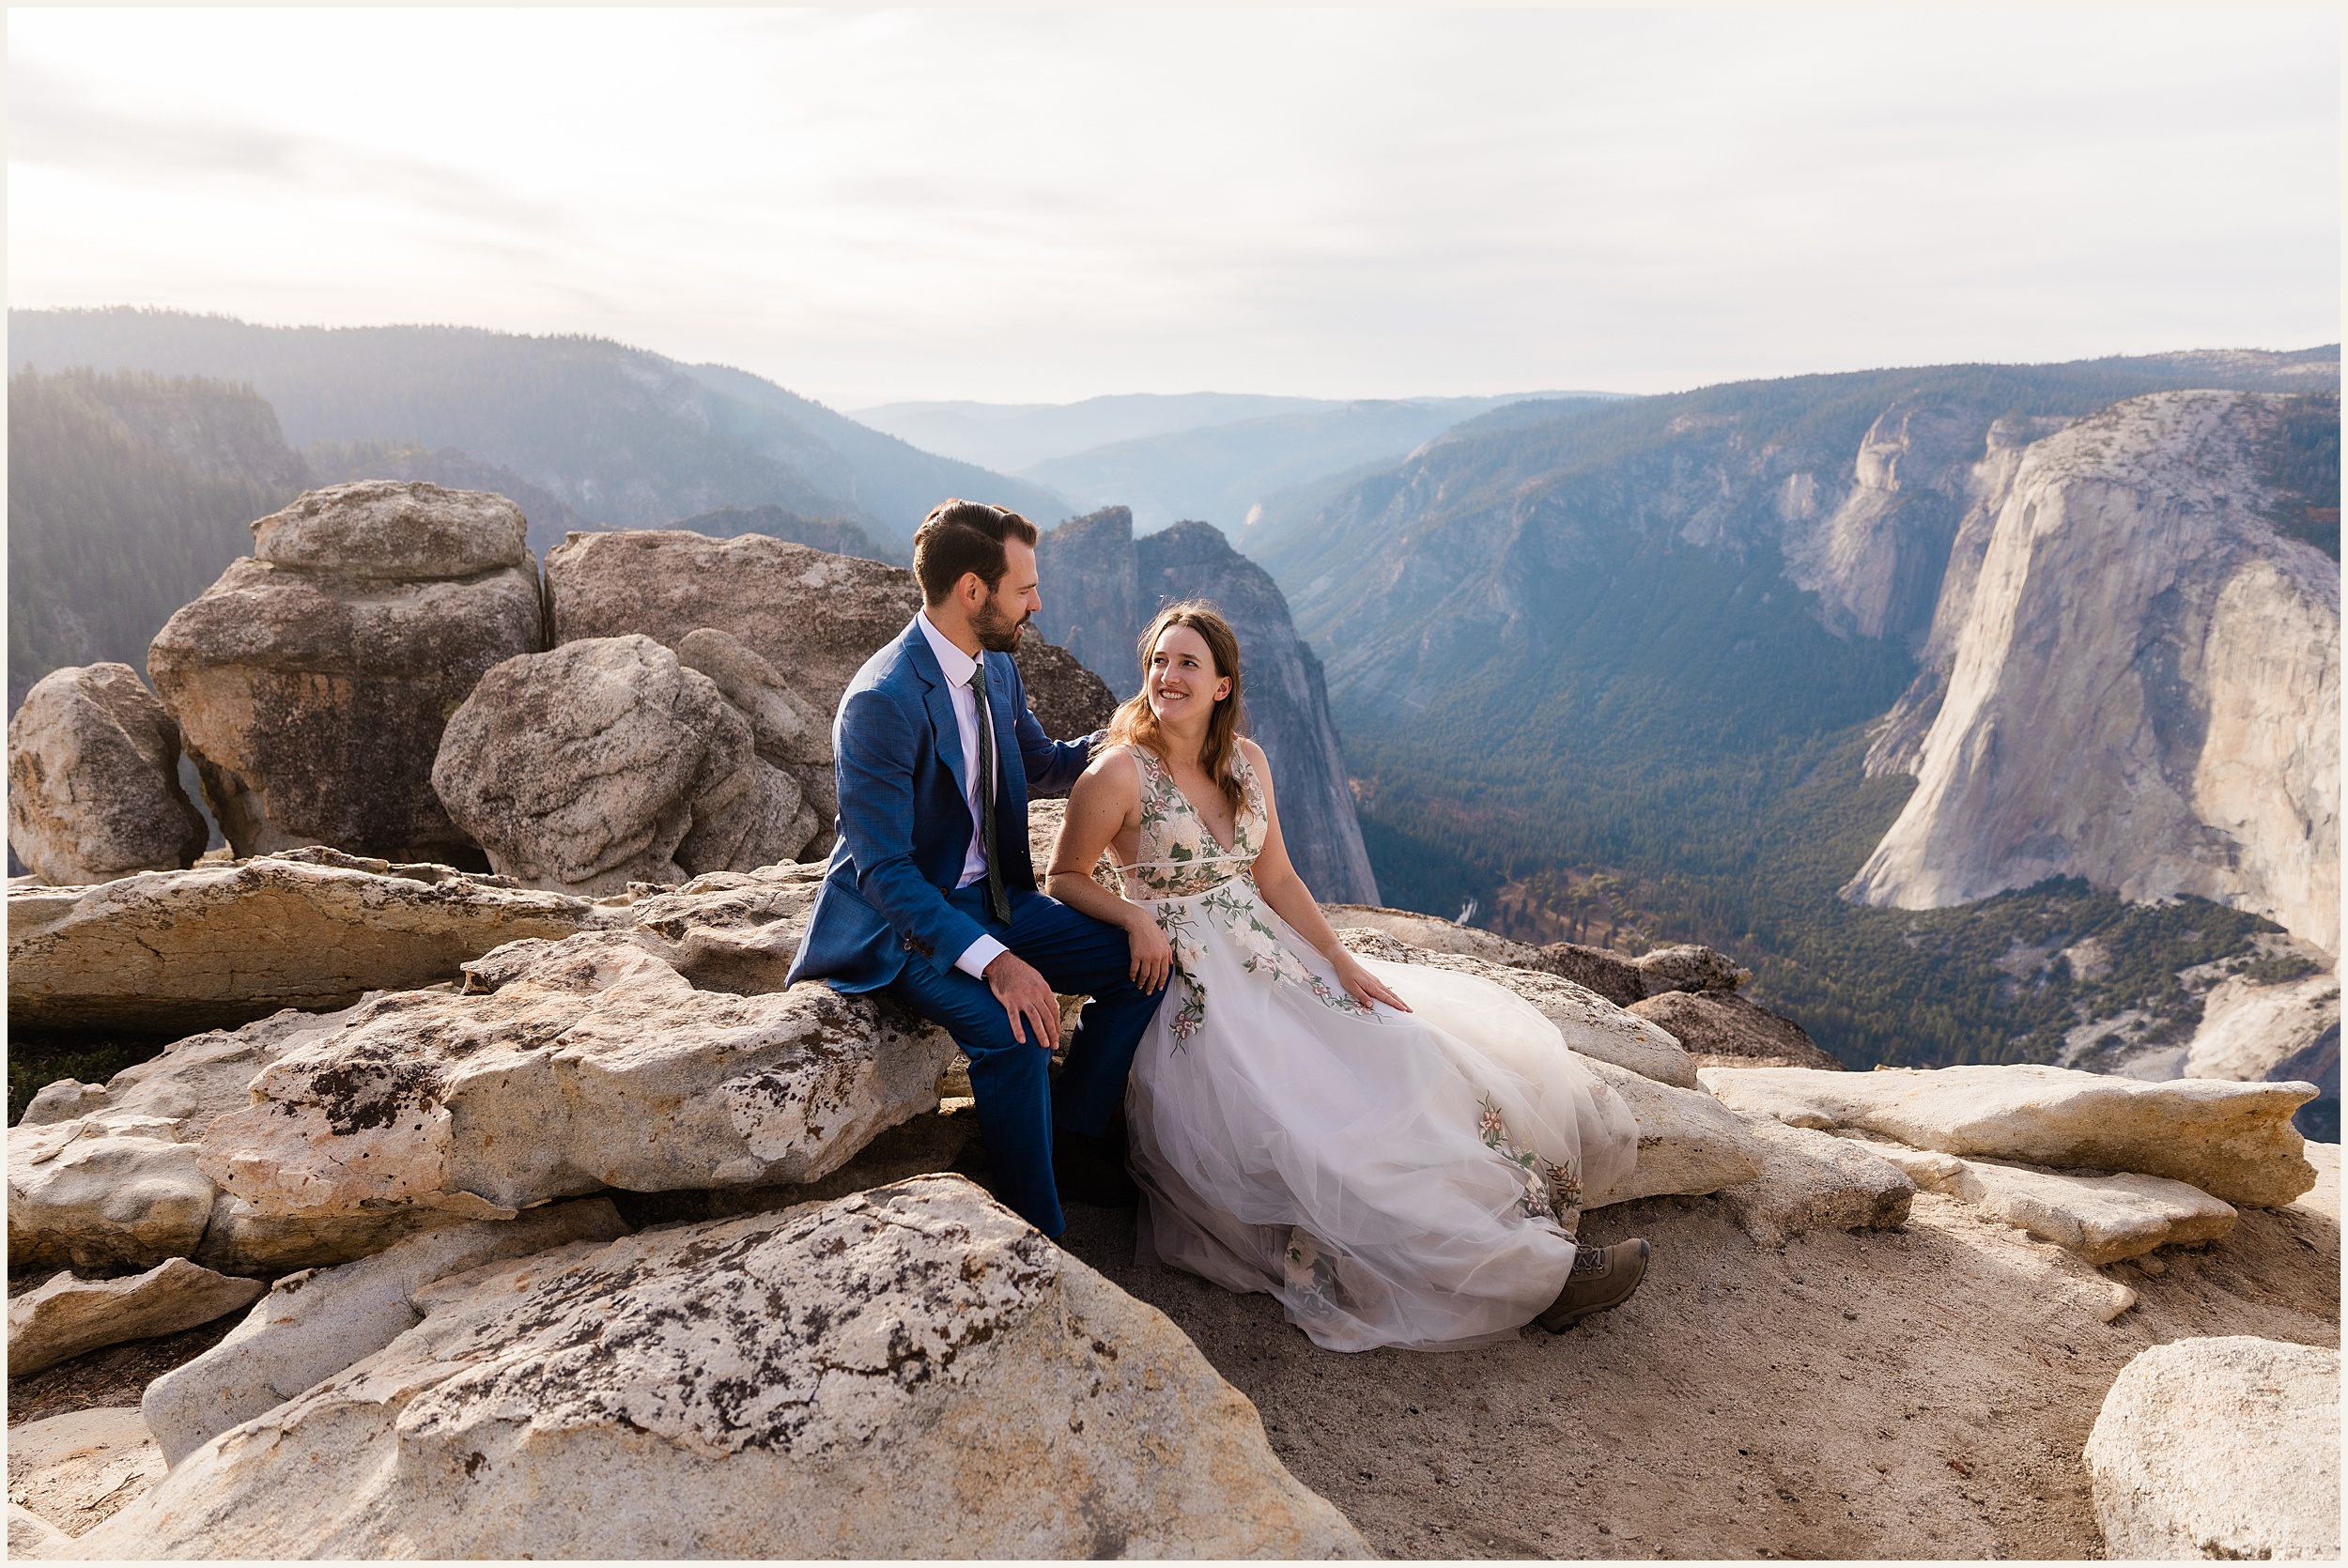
(8, 8), (2339, 407)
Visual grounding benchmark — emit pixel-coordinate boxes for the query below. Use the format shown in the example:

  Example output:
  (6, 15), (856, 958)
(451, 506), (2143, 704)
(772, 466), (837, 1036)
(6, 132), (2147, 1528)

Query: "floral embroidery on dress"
(1121, 747), (1368, 1038)
(1280, 1229), (1344, 1314)
(1477, 1095), (1582, 1222)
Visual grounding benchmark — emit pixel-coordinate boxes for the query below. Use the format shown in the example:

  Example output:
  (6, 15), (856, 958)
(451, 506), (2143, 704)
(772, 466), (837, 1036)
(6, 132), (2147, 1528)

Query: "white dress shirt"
(915, 609), (1009, 979)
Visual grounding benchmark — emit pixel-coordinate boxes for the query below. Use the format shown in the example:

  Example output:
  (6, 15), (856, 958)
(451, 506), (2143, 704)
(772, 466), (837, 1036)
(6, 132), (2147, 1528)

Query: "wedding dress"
(1116, 746), (1641, 1352)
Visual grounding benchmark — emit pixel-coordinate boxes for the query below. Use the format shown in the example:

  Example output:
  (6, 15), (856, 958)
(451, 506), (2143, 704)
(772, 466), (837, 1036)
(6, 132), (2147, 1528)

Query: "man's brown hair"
(912, 500), (1039, 606)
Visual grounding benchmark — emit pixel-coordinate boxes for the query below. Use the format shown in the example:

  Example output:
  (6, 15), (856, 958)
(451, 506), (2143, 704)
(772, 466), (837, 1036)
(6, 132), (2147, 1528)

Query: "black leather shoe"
(1536, 1238), (1650, 1332)
(1054, 1129), (1139, 1208)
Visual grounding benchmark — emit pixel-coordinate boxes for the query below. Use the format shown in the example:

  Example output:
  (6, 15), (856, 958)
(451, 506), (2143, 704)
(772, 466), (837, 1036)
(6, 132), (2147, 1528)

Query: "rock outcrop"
(674, 626), (838, 853)
(2186, 961), (2343, 1084)
(1863, 1144), (2236, 1264)
(2085, 1336), (2340, 1560)
(6, 850), (610, 1034)
(193, 930), (955, 1220)
(144, 1200), (629, 1468)
(1630, 989), (1845, 1070)
(7, 664), (207, 885)
(542, 528), (1115, 741)
(1718, 1116), (1915, 1247)
(1704, 1063), (2319, 1207)
(8, 1008), (487, 1275)
(1581, 1058), (1767, 1207)
(432, 635), (818, 895)
(8, 1260), (266, 1377)
(1320, 902), (1753, 1012)
(76, 1178), (1370, 1560)
(1035, 508), (1379, 902)
(1846, 392), (2341, 956)
(147, 481), (545, 863)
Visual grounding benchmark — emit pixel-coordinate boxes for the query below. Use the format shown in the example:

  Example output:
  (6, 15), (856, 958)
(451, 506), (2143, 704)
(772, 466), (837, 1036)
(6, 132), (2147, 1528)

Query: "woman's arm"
(1044, 749), (1173, 993)
(1240, 740), (1410, 1012)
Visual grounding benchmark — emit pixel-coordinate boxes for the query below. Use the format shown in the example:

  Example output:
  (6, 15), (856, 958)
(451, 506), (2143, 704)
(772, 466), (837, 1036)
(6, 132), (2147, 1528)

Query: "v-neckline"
(1146, 747), (1243, 856)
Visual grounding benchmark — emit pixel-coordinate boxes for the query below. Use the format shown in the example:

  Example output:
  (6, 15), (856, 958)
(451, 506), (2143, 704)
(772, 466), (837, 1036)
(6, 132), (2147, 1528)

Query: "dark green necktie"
(968, 663), (1011, 924)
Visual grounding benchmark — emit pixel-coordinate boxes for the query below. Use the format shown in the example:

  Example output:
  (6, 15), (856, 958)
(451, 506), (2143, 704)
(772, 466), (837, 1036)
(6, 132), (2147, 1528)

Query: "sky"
(8, 8), (2340, 407)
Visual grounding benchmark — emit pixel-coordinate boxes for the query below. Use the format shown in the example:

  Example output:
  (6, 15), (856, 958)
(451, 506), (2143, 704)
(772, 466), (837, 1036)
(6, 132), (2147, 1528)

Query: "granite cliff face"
(1846, 392), (2340, 957)
(1035, 507), (1377, 905)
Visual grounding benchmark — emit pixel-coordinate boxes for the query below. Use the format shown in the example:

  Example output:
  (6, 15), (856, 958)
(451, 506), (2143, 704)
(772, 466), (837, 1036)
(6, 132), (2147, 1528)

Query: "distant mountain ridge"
(1022, 396), (1618, 533)
(8, 309), (1064, 543)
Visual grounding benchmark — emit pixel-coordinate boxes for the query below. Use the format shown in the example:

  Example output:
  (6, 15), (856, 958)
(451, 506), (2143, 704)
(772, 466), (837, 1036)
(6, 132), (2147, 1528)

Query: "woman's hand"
(1126, 909), (1175, 993)
(1332, 948), (1411, 1012)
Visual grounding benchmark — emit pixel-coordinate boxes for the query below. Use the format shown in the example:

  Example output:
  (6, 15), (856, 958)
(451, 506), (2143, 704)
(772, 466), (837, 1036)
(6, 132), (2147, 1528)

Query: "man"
(786, 499), (1165, 1237)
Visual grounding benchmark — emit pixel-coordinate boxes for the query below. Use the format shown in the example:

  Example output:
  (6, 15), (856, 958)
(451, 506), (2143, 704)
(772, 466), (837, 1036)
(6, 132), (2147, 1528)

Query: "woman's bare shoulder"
(1078, 744), (1145, 792)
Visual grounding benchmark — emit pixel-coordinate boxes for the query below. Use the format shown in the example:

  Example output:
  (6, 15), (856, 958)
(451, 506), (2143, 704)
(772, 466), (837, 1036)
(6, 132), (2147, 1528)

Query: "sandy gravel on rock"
(1055, 1151), (2339, 1560)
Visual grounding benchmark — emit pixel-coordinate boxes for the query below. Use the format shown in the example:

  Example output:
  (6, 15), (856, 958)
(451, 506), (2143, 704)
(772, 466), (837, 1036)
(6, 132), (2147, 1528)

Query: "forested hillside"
(8, 309), (1063, 543)
(7, 367), (305, 708)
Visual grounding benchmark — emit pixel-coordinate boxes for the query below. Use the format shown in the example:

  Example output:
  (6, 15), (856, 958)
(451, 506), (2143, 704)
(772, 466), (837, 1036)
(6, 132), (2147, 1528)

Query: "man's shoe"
(1536, 1237), (1650, 1332)
(1054, 1129), (1139, 1208)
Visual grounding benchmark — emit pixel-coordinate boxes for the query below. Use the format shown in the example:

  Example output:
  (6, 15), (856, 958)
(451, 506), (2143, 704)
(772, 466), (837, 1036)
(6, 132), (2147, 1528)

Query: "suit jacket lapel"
(902, 621), (970, 810)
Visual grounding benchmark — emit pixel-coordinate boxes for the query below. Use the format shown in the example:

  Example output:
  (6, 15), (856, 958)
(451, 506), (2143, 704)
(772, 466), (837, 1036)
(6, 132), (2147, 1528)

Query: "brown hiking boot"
(1536, 1237), (1650, 1332)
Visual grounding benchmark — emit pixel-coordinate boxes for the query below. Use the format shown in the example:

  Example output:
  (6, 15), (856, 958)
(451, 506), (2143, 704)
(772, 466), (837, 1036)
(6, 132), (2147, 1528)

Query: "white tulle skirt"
(1124, 880), (1641, 1352)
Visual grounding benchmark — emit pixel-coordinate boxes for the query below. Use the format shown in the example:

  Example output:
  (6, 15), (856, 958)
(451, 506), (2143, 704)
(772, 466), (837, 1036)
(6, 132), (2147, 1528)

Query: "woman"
(1046, 602), (1650, 1351)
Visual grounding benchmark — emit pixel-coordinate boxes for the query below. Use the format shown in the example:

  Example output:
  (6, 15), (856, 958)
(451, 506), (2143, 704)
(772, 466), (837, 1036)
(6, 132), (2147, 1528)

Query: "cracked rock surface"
(74, 1176), (1368, 1560)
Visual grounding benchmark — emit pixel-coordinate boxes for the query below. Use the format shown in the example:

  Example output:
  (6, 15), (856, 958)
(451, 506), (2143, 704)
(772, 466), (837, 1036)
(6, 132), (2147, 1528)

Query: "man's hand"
(983, 950), (1061, 1051)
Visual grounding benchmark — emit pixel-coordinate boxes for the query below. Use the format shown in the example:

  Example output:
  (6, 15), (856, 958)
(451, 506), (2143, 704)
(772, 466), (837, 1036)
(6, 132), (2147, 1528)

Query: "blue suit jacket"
(786, 617), (1097, 993)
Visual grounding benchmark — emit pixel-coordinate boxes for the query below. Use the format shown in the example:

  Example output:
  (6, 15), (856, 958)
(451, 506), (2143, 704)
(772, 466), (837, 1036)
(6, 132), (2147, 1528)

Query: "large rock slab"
(194, 930), (957, 1220)
(1700, 1063), (2320, 1207)
(76, 1177), (1369, 1560)
(1718, 1115), (1914, 1247)
(1860, 1142), (2237, 1264)
(1583, 1057), (1766, 1207)
(7, 1407), (163, 1545)
(2085, 1336), (2340, 1560)
(6, 851), (612, 1033)
(543, 527), (1114, 740)
(8, 1008), (486, 1276)
(145, 1199), (629, 1468)
(432, 635), (818, 895)
(1630, 990), (1845, 1071)
(1336, 928), (1699, 1088)
(8, 1259), (266, 1377)
(8, 1115), (217, 1272)
(7, 663), (207, 885)
(246, 478), (526, 579)
(147, 481), (544, 863)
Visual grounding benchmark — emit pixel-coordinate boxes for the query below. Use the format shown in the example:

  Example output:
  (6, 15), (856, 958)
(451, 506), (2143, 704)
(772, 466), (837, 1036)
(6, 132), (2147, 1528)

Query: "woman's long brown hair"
(1103, 600), (1250, 816)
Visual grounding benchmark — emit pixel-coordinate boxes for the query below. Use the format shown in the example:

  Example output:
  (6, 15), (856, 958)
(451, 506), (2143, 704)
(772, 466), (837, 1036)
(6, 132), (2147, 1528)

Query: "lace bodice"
(1119, 746), (1267, 899)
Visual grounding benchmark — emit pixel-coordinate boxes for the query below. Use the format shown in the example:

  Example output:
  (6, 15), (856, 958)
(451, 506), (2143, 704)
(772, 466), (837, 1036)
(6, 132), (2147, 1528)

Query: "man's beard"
(972, 594), (1029, 653)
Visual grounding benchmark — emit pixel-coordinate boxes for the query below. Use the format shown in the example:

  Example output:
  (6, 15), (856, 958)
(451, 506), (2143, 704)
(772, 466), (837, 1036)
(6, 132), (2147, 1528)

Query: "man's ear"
(956, 571), (989, 611)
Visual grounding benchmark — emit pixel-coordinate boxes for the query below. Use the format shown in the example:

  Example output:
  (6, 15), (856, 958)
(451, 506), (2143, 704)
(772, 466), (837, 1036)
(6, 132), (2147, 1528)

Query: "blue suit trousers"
(886, 884), (1161, 1237)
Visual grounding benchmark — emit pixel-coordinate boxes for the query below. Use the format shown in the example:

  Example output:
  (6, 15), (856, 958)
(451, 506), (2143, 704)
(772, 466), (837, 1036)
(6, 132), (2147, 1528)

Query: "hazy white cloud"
(7, 8), (2337, 405)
